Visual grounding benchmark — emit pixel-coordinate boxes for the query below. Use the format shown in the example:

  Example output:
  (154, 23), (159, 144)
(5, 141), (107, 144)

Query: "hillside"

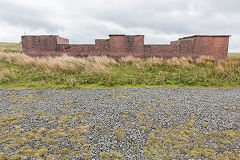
(0, 42), (240, 89)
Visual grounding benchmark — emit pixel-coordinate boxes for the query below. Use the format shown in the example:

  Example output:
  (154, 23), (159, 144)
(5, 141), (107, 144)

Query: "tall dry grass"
(0, 68), (16, 82)
(166, 57), (194, 67)
(0, 52), (117, 74)
(1, 51), (240, 71)
(0, 51), (240, 88)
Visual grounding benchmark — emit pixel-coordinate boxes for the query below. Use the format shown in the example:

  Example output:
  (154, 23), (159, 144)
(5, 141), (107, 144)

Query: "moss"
(35, 148), (48, 157)
(85, 111), (92, 115)
(82, 120), (88, 124)
(143, 118), (240, 159)
(38, 127), (48, 133)
(171, 118), (178, 122)
(202, 124), (208, 128)
(217, 138), (232, 145)
(224, 106), (232, 111)
(59, 148), (70, 155)
(133, 148), (139, 153)
(150, 103), (158, 107)
(46, 154), (56, 160)
(188, 149), (200, 158)
(76, 112), (83, 115)
(84, 154), (91, 160)
(94, 126), (102, 131)
(50, 145), (59, 151)
(136, 112), (146, 116)
(136, 112), (146, 119)
(35, 110), (44, 116)
(78, 125), (89, 134)
(70, 137), (86, 144)
(113, 128), (126, 139)
(100, 152), (110, 159)
(90, 146), (96, 151)
(138, 121), (148, 126)
(122, 115), (129, 120)
(82, 144), (90, 148)
(59, 115), (72, 122)
(125, 122), (134, 127)
(5, 144), (17, 150)
(110, 151), (123, 159)
(65, 101), (72, 105)
(138, 101), (144, 104)
(15, 138), (27, 146)
(9, 155), (22, 160)
(183, 130), (191, 135)
(42, 138), (58, 144)
(186, 123), (194, 128)
(100, 151), (123, 159)
(0, 153), (6, 160)
(0, 138), (11, 144)
(62, 109), (67, 113)
(115, 93), (128, 99)
(141, 127), (149, 132)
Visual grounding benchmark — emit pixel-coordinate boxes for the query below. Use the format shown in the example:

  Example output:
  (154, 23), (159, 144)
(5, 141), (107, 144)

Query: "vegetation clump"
(113, 128), (126, 139)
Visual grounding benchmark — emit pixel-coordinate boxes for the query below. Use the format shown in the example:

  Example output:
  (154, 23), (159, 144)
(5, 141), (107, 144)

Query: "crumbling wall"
(21, 35), (230, 60)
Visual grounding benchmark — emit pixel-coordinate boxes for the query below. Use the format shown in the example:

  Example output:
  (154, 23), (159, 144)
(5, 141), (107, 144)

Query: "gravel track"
(0, 88), (240, 159)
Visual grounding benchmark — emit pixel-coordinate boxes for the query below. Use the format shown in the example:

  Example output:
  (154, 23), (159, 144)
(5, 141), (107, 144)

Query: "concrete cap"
(180, 35), (231, 40)
(109, 34), (144, 37)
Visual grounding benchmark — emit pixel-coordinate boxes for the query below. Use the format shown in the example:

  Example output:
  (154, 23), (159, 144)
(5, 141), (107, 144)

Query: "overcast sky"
(0, 0), (239, 52)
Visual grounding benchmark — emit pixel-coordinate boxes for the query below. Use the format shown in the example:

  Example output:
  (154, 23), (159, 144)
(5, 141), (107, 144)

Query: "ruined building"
(21, 34), (230, 60)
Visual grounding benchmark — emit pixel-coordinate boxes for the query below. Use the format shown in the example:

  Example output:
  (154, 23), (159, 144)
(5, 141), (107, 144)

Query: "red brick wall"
(22, 35), (59, 56)
(109, 35), (128, 53)
(57, 44), (95, 57)
(144, 45), (172, 58)
(133, 35), (144, 54)
(56, 36), (69, 44)
(95, 39), (110, 52)
(21, 35), (230, 60)
(193, 36), (229, 60)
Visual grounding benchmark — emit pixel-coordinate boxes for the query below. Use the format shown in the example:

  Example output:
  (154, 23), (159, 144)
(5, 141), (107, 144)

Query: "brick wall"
(95, 39), (110, 52)
(56, 36), (69, 44)
(22, 35), (59, 56)
(193, 36), (229, 60)
(21, 34), (230, 60)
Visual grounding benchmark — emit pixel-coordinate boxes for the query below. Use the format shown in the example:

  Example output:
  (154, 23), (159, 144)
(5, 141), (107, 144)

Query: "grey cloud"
(0, 0), (239, 51)
(0, 1), (63, 32)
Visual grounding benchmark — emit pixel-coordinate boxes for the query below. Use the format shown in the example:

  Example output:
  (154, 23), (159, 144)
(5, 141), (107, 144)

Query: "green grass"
(0, 42), (22, 53)
(0, 43), (240, 90)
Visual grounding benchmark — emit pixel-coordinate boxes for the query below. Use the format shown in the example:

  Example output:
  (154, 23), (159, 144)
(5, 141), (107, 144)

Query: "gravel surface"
(0, 88), (240, 159)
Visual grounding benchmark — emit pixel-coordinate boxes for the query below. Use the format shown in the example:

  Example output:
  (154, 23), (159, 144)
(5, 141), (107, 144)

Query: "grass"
(0, 43), (240, 89)
(0, 42), (22, 53)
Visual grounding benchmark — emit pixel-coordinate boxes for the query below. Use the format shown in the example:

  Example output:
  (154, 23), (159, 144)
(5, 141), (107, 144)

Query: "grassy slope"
(0, 42), (22, 53)
(0, 43), (240, 90)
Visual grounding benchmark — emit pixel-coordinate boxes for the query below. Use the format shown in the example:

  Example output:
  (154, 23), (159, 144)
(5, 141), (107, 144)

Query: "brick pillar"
(193, 36), (230, 60)
(133, 35), (144, 53)
(109, 35), (127, 53)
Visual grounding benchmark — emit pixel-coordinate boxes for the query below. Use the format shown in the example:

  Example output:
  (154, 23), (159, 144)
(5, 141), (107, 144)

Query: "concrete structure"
(21, 34), (230, 60)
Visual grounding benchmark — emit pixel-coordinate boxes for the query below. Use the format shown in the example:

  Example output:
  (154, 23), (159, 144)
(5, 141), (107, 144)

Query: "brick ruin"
(21, 34), (230, 60)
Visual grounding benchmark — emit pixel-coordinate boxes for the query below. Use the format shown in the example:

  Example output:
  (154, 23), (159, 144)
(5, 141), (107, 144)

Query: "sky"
(0, 0), (239, 52)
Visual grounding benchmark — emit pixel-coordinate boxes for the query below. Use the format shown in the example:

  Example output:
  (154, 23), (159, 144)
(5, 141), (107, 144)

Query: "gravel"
(0, 88), (240, 159)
